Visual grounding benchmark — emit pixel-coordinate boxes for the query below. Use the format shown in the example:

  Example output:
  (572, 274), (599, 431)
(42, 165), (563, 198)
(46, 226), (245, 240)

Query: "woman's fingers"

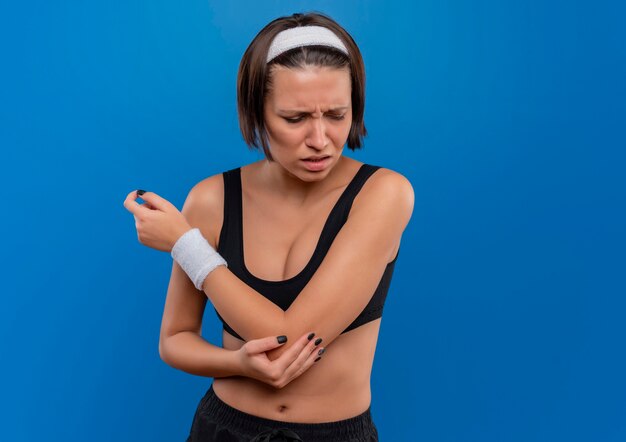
(268, 332), (323, 388)
(123, 188), (192, 252)
(237, 336), (290, 384)
(244, 335), (289, 355)
(135, 190), (172, 212)
(287, 344), (325, 383)
(122, 190), (170, 216)
(238, 332), (323, 388)
(123, 190), (151, 216)
(273, 332), (317, 372)
(280, 336), (324, 383)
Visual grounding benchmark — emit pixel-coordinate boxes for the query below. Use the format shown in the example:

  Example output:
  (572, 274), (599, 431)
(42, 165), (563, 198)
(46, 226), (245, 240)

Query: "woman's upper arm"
(279, 169), (414, 349)
(159, 175), (224, 346)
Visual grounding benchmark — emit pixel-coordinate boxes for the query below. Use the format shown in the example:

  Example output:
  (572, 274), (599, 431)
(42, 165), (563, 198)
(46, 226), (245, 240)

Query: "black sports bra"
(214, 163), (399, 341)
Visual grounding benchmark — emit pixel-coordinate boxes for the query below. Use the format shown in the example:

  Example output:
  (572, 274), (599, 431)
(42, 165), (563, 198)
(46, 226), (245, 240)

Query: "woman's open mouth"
(302, 156), (331, 171)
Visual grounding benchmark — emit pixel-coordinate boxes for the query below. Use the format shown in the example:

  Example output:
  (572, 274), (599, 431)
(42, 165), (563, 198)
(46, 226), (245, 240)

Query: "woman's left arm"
(196, 170), (414, 359)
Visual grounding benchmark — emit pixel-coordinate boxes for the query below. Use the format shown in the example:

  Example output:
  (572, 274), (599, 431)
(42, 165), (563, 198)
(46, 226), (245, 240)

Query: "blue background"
(1, 1), (625, 441)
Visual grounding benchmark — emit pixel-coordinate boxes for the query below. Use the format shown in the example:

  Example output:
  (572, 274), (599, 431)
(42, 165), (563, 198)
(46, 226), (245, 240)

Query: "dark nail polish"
(307, 332), (315, 341)
(314, 338), (323, 346)
(318, 348), (325, 356)
(137, 189), (146, 196)
(314, 357), (321, 362)
(277, 335), (287, 344)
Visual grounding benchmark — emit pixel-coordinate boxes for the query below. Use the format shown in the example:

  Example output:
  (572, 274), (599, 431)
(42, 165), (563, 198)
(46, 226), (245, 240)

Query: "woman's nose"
(305, 117), (327, 149)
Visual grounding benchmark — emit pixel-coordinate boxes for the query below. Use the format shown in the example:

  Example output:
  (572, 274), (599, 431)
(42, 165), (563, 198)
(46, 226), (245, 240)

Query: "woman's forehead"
(266, 66), (351, 109)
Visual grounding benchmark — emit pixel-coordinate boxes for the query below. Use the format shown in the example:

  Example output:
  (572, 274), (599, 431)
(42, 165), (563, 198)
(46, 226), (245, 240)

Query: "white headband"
(266, 25), (349, 63)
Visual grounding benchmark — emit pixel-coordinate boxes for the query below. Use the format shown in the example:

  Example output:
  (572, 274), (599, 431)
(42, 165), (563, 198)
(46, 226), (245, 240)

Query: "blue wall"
(1, 1), (624, 441)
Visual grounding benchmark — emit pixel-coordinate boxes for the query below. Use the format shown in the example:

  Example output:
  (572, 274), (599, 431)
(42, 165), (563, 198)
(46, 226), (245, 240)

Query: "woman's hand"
(238, 332), (325, 389)
(123, 190), (191, 252)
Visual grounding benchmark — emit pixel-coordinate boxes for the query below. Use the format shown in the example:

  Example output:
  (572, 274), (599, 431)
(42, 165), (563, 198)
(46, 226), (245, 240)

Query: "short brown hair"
(237, 12), (367, 161)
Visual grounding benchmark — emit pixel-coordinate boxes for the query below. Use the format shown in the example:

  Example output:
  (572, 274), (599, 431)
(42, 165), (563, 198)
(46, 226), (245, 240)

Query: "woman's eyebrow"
(278, 106), (349, 114)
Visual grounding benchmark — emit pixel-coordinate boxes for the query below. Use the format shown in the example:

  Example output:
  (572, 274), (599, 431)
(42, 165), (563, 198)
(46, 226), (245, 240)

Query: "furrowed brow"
(278, 106), (349, 114)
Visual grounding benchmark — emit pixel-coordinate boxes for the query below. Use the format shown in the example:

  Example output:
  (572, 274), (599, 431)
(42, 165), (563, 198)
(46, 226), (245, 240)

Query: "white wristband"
(171, 228), (228, 291)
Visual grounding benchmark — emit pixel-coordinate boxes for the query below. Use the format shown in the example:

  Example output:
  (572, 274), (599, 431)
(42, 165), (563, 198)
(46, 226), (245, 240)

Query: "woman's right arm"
(158, 255), (237, 378)
(159, 245), (233, 377)
(159, 329), (239, 378)
(159, 246), (322, 386)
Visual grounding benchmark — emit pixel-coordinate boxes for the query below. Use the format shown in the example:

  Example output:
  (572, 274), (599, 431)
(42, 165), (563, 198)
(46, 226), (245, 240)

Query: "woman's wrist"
(172, 224), (194, 250)
(225, 347), (245, 378)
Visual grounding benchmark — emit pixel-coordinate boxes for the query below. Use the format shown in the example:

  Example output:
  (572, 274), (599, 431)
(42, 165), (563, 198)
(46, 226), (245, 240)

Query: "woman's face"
(263, 65), (352, 181)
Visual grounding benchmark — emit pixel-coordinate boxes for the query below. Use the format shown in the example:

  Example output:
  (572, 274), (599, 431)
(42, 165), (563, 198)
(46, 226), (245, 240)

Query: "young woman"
(124, 12), (413, 441)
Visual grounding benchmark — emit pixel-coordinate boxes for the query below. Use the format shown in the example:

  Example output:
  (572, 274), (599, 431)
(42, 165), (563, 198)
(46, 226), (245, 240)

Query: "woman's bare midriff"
(213, 318), (381, 423)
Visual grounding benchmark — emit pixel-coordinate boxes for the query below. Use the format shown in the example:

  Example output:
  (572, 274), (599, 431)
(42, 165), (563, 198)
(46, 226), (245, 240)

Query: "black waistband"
(200, 385), (377, 441)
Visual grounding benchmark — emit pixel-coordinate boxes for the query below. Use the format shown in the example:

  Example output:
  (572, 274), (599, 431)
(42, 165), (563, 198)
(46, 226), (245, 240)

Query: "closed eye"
(328, 114), (346, 121)
(284, 116), (305, 124)
(283, 114), (346, 124)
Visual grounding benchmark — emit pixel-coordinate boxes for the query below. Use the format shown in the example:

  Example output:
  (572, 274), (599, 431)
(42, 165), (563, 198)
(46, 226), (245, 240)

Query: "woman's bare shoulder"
(184, 161), (261, 208)
(181, 171), (230, 248)
(183, 173), (224, 216)
(347, 166), (414, 260)
(355, 166), (414, 212)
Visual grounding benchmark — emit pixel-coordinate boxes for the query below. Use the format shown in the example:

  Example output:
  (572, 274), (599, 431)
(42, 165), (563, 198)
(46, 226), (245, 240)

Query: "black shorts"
(186, 384), (379, 441)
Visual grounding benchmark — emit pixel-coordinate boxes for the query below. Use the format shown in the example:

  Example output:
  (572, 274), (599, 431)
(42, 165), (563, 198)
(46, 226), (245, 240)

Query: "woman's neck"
(258, 155), (346, 204)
